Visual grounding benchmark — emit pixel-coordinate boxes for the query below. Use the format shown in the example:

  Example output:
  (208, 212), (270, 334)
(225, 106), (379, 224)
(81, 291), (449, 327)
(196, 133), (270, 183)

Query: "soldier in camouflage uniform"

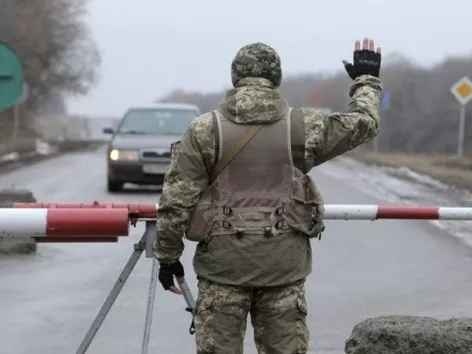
(155, 39), (382, 354)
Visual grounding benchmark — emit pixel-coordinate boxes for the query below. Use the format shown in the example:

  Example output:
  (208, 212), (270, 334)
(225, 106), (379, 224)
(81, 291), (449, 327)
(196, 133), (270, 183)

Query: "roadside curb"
(0, 140), (104, 174)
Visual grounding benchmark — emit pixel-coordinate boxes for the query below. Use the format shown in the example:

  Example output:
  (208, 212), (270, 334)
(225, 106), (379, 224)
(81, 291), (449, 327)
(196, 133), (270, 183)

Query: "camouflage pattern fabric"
(154, 74), (382, 265)
(195, 278), (308, 354)
(231, 43), (282, 88)
(156, 114), (216, 261)
(220, 77), (288, 124)
(303, 74), (382, 166)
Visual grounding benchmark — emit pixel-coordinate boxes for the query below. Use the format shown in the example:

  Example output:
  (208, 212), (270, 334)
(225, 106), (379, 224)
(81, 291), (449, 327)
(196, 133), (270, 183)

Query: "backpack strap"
(211, 111), (221, 172)
(290, 108), (307, 173)
(210, 110), (262, 182)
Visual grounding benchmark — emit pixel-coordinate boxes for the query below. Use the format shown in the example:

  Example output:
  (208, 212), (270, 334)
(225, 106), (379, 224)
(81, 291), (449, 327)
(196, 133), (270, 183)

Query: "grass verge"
(349, 151), (472, 191)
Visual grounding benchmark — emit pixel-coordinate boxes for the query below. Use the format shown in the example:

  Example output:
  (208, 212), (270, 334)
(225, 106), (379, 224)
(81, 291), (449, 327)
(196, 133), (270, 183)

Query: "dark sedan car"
(104, 103), (199, 191)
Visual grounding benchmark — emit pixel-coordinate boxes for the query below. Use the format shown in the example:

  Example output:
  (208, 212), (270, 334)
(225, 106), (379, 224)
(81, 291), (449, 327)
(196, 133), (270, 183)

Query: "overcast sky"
(68, 0), (471, 117)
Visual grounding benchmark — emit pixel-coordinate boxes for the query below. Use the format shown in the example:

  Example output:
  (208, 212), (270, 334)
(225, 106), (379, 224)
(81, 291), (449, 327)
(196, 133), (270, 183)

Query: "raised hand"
(343, 38), (382, 80)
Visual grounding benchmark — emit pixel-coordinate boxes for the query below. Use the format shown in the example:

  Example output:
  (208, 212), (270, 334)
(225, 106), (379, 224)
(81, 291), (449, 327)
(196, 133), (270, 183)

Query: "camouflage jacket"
(155, 75), (382, 264)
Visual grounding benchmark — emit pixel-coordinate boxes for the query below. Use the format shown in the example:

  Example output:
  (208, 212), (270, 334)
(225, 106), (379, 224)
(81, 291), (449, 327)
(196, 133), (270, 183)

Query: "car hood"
(110, 134), (181, 150)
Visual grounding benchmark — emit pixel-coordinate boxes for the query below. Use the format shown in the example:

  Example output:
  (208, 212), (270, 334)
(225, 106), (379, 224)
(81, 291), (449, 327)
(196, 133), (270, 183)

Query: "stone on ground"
(345, 316), (472, 354)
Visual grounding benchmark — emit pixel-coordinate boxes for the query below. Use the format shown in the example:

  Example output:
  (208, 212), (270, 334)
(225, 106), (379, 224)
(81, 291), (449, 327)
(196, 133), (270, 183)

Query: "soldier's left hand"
(343, 38), (382, 79)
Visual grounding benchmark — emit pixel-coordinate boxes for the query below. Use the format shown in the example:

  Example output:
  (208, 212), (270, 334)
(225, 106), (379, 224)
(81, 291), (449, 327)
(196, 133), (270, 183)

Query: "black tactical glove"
(343, 38), (381, 79)
(159, 260), (184, 292)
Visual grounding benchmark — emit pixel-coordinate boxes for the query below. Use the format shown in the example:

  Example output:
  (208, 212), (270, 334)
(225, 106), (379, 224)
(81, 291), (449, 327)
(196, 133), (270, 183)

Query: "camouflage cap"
(231, 42), (282, 88)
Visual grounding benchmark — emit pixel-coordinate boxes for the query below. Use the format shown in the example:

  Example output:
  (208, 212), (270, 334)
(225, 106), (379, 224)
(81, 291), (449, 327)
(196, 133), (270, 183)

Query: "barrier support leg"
(141, 258), (159, 354)
(141, 221), (158, 354)
(76, 223), (154, 354)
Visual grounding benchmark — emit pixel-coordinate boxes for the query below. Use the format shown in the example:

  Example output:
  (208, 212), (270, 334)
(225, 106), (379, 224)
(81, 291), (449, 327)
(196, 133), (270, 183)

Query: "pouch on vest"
(187, 192), (217, 242)
(284, 167), (325, 239)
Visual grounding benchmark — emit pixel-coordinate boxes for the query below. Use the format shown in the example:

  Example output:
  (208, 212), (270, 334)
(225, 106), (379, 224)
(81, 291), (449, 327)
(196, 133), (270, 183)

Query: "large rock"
(345, 316), (472, 354)
(0, 189), (37, 254)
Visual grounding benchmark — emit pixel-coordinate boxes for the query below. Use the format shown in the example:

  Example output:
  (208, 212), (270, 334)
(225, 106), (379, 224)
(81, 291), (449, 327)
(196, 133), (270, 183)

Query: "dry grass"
(349, 151), (472, 191)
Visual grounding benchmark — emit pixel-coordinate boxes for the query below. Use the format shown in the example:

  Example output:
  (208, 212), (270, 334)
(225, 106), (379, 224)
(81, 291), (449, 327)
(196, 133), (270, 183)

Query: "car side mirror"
(103, 127), (114, 135)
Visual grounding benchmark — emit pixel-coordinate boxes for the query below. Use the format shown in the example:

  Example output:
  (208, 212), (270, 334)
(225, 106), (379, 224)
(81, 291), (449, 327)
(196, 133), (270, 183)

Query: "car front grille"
(140, 149), (171, 161)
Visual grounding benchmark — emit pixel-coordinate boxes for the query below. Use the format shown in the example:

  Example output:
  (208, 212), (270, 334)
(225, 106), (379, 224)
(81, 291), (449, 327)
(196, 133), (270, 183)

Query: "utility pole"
(457, 105), (466, 157)
(0, 0), (18, 150)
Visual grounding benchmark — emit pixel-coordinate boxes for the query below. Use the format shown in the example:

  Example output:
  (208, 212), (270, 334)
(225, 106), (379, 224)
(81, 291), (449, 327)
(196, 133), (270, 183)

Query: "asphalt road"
(1, 147), (472, 354)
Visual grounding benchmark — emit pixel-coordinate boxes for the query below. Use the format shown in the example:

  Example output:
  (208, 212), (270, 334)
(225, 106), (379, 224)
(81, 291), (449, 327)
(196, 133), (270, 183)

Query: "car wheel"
(107, 179), (123, 192)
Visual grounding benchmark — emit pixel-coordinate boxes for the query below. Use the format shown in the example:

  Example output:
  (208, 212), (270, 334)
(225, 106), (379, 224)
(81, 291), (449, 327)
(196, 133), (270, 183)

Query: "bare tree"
(0, 0), (101, 146)
(15, 0), (100, 110)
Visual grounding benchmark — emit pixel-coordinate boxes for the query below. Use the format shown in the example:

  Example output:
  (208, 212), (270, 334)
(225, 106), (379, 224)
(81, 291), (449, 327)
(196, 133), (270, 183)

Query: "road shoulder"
(350, 150), (472, 192)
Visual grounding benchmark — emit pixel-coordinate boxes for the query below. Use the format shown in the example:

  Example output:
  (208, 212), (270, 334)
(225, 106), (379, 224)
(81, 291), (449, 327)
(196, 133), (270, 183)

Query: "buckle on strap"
(275, 206), (286, 216)
(275, 220), (288, 230)
(222, 206), (233, 216)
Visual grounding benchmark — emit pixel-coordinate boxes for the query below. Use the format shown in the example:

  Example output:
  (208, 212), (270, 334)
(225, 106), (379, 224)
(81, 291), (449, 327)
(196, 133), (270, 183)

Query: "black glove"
(343, 38), (381, 79)
(159, 261), (184, 291)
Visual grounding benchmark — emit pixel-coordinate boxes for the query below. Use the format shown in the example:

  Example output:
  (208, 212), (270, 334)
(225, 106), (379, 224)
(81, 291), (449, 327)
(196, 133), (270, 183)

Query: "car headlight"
(109, 149), (139, 161)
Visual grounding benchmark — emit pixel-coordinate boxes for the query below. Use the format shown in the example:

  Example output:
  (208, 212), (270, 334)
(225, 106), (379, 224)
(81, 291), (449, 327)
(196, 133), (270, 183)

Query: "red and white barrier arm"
(324, 205), (472, 220)
(0, 208), (129, 240)
(3, 203), (472, 243)
(14, 202), (158, 219)
(12, 202), (472, 221)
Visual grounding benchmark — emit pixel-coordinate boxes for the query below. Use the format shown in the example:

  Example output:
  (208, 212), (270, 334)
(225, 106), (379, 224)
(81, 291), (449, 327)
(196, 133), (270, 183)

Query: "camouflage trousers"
(194, 278), (309, 354)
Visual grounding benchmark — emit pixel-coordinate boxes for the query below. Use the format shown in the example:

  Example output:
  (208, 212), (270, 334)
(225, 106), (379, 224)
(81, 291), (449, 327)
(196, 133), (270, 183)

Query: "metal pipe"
(141, 258), (159, 354)
(458, 105), (466, 157)
(176, 277), (196, 312)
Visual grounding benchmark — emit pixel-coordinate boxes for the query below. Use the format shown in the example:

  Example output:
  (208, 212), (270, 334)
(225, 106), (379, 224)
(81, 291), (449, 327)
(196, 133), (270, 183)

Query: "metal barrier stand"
(76, 221), (156, 354)
(76, 221), (196, 354)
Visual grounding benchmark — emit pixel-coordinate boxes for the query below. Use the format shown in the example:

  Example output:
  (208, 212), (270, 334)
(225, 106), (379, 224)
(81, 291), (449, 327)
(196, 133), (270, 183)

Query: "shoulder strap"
(210, 111), (262, 182)
(211, 111), (220, 170)
(290, 108), (307, 173)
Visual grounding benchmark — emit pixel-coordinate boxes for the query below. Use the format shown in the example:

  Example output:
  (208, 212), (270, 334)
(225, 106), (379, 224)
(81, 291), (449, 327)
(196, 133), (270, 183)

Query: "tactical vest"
(188, 109), (324, 241)
(189, 109), (325, 286)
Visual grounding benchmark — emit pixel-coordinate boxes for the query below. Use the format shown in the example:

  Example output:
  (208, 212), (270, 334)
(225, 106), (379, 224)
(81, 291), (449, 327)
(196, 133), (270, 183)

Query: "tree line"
(160, 53), (472, 154)
(0, 0), (100, 147)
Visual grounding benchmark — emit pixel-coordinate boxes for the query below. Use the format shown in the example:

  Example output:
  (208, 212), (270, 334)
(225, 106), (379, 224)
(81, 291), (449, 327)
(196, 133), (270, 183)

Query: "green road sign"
(0, 42), (23, 112)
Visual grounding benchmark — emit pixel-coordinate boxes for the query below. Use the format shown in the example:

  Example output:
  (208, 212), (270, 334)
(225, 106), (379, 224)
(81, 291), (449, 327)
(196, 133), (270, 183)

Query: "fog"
(68, 0), (471, 117)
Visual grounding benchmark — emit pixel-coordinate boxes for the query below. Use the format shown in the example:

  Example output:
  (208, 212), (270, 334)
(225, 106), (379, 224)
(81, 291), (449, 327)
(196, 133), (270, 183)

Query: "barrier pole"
(12, 203), (472, 221)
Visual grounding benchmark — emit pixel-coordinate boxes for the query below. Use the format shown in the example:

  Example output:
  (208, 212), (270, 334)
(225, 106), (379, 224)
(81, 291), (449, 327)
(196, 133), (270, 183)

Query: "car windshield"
(117, 109), (197, 135)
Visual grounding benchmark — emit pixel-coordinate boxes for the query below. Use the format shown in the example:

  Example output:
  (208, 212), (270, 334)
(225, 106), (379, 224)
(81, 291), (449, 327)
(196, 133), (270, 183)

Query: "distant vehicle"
(103, 103), (200, 192)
